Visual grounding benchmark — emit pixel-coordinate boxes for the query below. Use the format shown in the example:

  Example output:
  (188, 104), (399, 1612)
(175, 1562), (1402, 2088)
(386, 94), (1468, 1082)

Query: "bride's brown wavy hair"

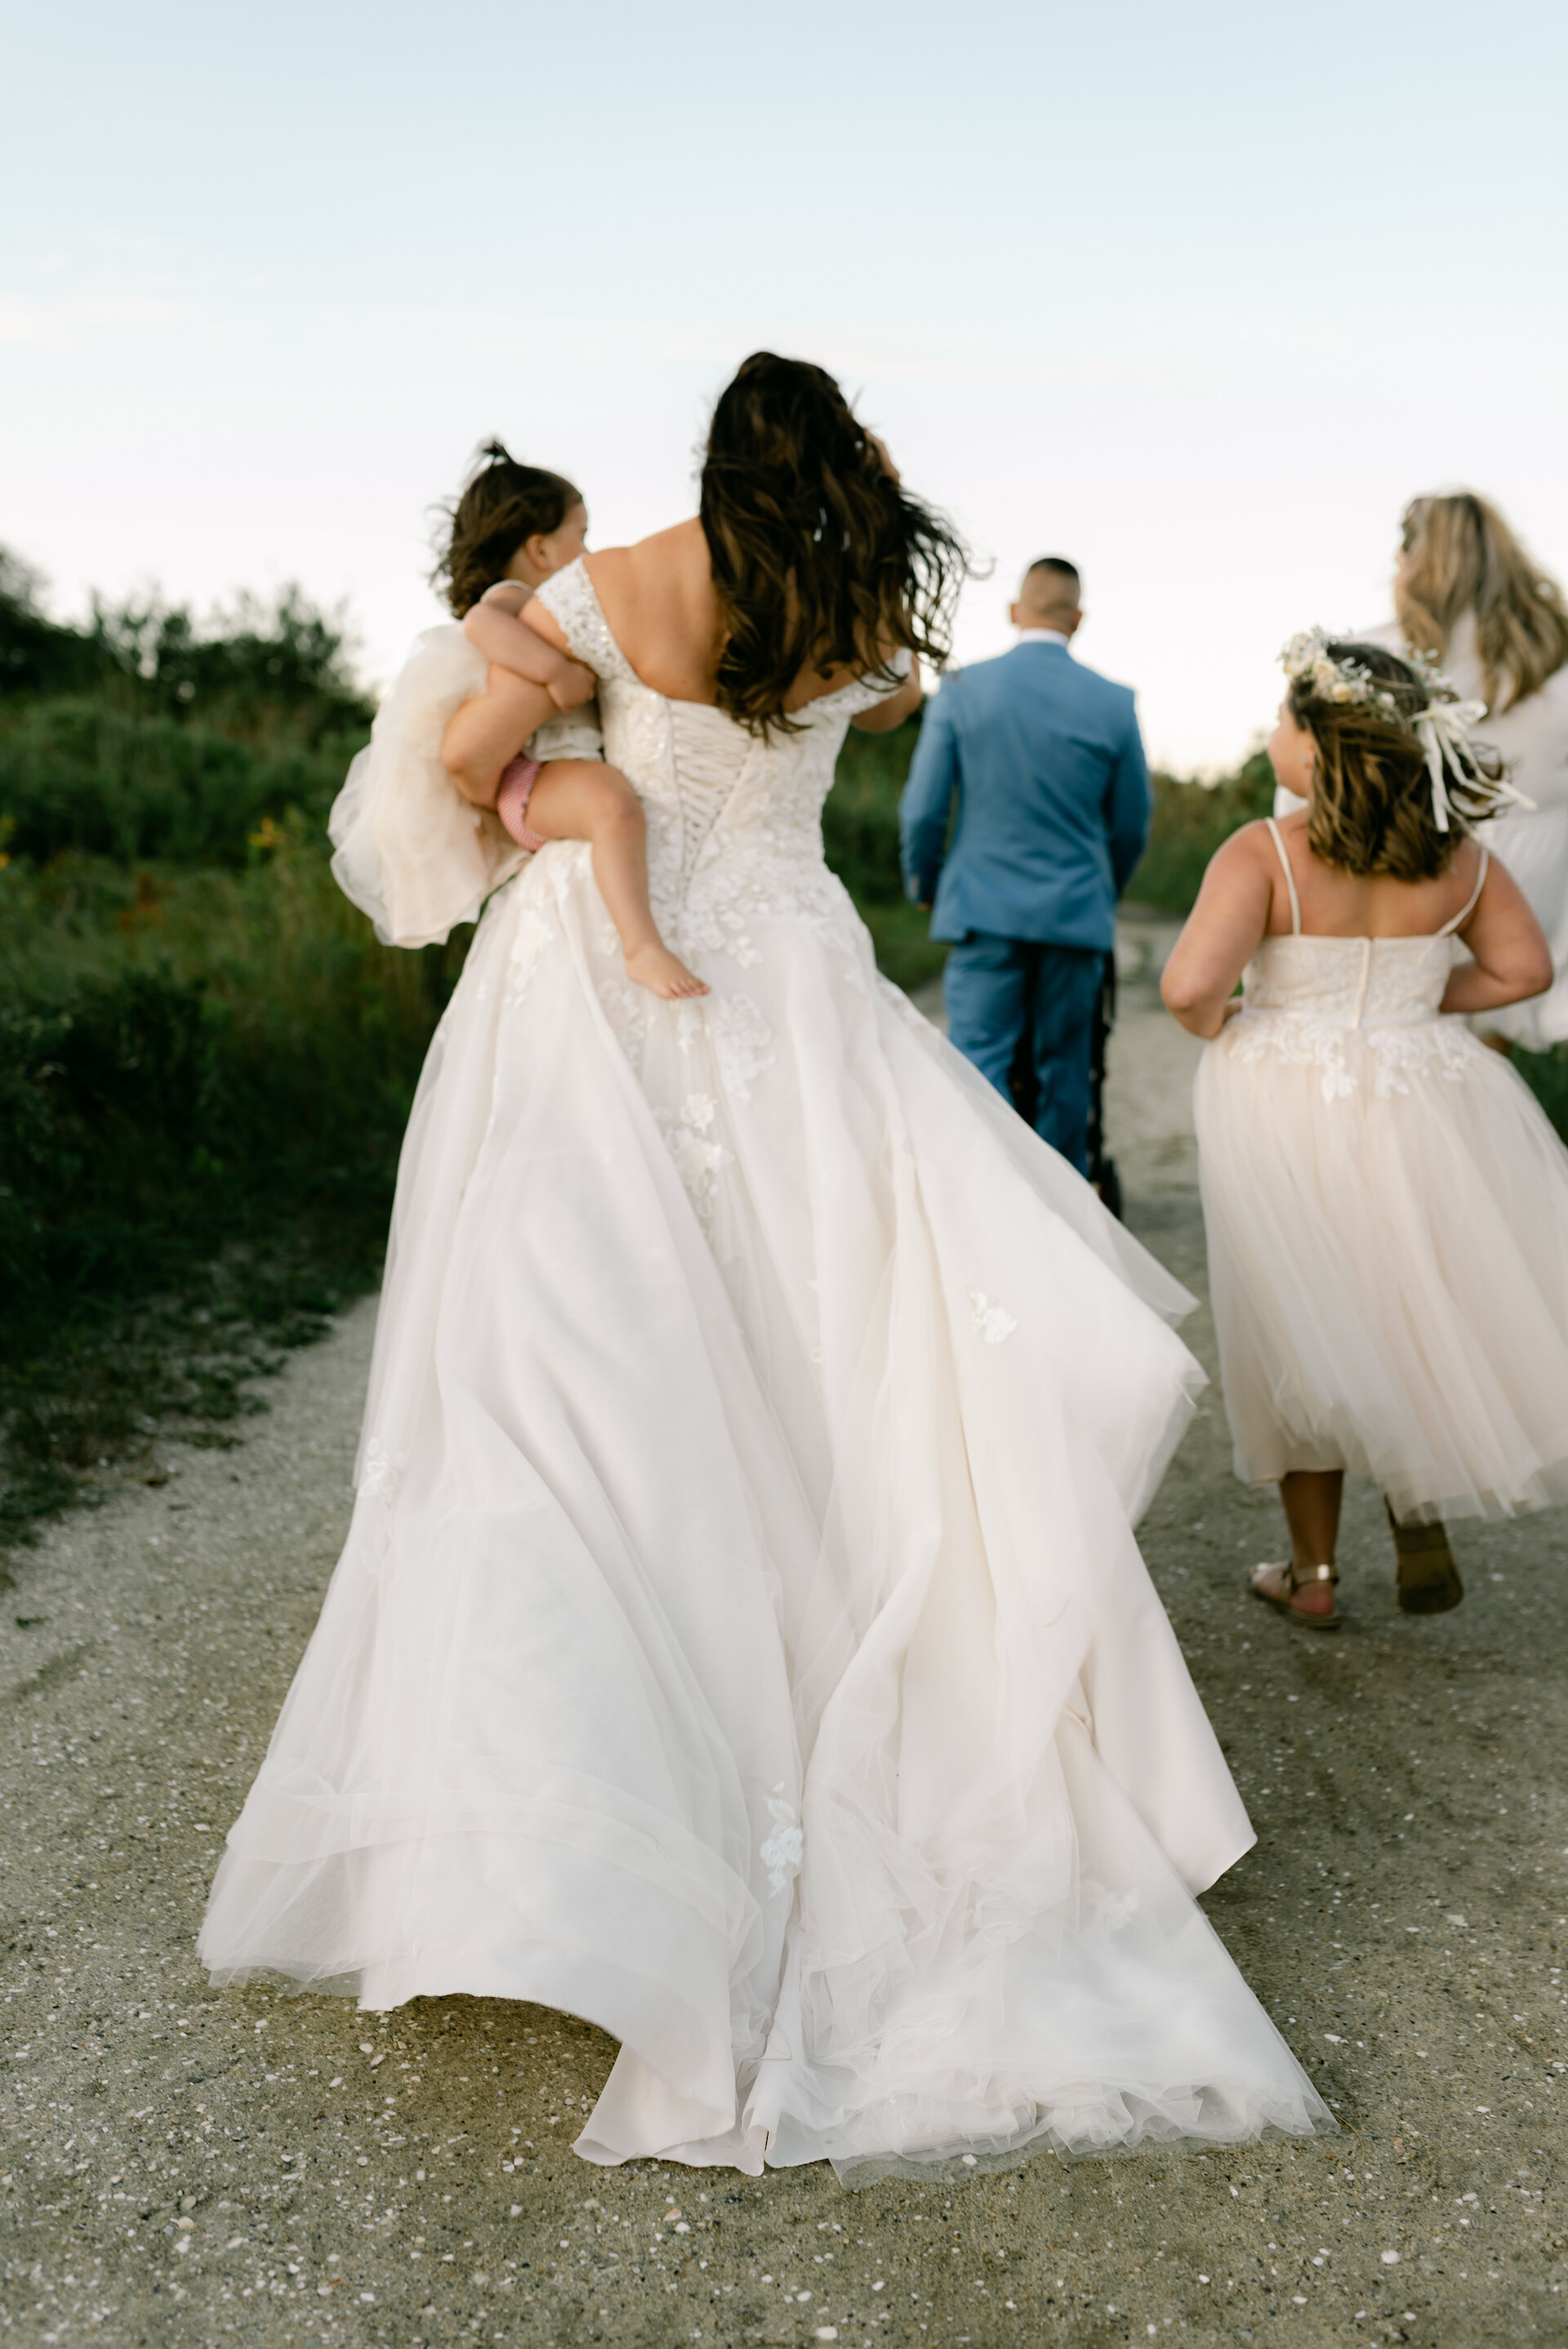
(1292, 640), (1507, 880)
(699, 353), (971, 736)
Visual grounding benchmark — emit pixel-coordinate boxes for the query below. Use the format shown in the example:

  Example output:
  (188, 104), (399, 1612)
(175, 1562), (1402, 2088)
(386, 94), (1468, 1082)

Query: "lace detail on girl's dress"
(530, 559), (638, 681)
(1231, 1010), (1486, 1102)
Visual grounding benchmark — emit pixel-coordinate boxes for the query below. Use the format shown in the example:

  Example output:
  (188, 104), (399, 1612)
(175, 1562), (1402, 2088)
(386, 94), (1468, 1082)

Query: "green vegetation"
(822, 718), (947, 993)
(0, 570), (466, 1551)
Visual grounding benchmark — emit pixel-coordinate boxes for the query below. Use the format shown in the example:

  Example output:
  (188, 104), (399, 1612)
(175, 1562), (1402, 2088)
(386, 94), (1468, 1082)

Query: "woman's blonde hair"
(1290, 640), (1507, 880)
(1398, 492), (1568, 713)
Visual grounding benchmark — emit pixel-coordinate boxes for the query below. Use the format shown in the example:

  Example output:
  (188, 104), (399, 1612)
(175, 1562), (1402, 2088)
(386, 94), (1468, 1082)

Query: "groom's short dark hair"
(1024, 556), (1080, 595)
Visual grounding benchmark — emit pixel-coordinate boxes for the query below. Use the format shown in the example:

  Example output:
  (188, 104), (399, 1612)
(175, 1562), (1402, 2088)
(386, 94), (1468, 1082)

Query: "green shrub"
(0, 826), (466, 1538)
(1128, 753), (1276, 913)
(0, 697), (366, 866)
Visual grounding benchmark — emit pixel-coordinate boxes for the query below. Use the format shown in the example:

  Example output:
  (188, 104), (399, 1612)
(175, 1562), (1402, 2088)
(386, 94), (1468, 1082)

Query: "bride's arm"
(1160, 825), (1274, 1037)
(850, 662), (923, 733)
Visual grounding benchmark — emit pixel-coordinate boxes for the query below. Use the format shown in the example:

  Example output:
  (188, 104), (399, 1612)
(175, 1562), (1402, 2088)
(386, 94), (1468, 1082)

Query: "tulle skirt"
(1196, 1009), (1568, 1520)
(200, 844), (1332, 2175)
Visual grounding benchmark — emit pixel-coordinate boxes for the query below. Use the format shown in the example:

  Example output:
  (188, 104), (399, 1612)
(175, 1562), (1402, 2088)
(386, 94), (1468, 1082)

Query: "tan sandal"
(1249, 1559), (1342, 1629)
(1384, 1502), (1464, 1615)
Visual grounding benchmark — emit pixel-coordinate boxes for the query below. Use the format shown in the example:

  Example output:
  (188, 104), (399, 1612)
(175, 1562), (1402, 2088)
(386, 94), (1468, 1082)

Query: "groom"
(899, 557), (1151, 1177)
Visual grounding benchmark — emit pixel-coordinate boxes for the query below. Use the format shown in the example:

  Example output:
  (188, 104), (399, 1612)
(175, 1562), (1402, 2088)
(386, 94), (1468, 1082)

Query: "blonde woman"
(1394, 493), (1568, 1049)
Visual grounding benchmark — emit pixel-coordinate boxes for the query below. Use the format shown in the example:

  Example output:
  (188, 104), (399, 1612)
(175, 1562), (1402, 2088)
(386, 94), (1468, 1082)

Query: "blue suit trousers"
(943, 934), (1106, 1176)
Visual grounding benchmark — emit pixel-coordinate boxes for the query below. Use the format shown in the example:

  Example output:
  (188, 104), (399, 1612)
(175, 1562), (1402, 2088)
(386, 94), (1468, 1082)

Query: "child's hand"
(624, 941), (710, 1000)
(548, 660), (597, 714)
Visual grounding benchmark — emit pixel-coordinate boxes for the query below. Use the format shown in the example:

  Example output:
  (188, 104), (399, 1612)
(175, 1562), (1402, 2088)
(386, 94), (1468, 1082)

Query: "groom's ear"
(1008, 600), (1024, 627)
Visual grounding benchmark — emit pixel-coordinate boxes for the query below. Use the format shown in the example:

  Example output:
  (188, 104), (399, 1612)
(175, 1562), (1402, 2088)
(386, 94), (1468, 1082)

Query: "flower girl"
(1162, 633), (1568, 1625)
(330, 441), (706, 996)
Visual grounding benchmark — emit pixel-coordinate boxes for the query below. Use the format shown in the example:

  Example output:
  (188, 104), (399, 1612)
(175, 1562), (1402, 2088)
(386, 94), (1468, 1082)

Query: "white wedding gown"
(200, 559), (1330, 2177)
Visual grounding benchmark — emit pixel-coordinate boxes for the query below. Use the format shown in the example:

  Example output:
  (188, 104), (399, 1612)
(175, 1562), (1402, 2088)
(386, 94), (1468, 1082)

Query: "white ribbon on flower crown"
(1414, 697), (1535, 832)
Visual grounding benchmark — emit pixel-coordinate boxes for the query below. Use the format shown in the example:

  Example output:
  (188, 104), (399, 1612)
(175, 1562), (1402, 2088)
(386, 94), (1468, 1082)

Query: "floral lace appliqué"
(657, 1092), (733, 1232)
(682, 991), (776, 1106)
(969, 1289), (1018, 1344)
(760, 1781), (804, 1897)
(598, 978), (654, 1074)
(360, 1437), (405, 1508)
(1232, 1010), (1481, 1102)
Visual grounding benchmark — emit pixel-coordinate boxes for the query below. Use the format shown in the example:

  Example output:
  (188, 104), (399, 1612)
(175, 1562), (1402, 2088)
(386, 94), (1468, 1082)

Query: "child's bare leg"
(523, 761), (708, 999)
(1252, 1469), (1343, 1617)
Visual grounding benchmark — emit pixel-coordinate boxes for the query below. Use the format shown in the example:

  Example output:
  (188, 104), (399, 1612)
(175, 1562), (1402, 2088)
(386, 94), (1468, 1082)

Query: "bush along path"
(5, 951), (1568, 2347)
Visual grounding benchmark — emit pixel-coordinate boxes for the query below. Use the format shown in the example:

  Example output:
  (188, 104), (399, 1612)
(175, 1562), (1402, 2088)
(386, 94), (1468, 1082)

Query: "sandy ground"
(6, 920), (1568, 2349)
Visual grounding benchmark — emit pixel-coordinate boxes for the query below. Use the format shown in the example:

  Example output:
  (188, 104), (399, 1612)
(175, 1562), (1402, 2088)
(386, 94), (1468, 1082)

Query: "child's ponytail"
(432, 442), (581, 617)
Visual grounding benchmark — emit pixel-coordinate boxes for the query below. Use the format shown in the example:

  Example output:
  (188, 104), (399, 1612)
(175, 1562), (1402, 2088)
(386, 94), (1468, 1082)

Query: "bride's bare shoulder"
(586, 519), (706, 591)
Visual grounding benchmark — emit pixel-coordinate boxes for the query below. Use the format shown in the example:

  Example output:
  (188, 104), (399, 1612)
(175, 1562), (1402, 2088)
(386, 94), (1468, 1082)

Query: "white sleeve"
(327, 624), (530, 948)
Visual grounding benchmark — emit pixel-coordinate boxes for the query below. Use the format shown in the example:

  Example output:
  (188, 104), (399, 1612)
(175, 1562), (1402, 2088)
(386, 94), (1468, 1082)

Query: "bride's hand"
(865, 431), (900, 485)
(548, 658), (597, 713)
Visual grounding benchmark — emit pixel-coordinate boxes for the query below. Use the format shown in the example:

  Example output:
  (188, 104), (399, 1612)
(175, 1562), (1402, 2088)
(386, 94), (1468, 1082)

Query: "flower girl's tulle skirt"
(1197, 1012), (1568, 1520)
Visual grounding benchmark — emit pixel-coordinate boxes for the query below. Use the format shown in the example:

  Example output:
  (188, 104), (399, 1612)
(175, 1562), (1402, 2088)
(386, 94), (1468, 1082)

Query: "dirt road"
(6, 924), (1568, 2348)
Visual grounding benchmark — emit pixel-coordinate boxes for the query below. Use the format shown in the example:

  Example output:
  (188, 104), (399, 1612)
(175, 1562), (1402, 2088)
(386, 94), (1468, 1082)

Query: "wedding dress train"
(199, 561), (1330, 2176)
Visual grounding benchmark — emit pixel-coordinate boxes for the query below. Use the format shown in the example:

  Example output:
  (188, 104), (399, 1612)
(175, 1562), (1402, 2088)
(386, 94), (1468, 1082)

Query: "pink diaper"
(496, 756), (546, 852)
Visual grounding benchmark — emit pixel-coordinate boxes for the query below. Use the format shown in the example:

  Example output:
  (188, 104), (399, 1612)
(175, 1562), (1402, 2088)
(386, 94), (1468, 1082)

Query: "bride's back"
(586, 521), (890, 716)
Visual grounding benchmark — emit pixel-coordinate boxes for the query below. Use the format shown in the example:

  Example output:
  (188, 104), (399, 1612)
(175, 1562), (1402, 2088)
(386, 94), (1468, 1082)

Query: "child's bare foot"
(625, 941), (710, 1000)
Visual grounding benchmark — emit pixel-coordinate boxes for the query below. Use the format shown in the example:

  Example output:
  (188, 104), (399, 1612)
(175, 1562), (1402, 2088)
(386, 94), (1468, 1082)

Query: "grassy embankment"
(5, 581), (1563, 1551)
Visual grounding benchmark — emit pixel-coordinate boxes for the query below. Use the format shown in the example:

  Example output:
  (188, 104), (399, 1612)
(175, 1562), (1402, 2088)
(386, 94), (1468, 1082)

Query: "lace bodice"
(1242, 930), (1458, 1027)
(533, 559), (906, 942)
(1226, 819), (1490, 1100)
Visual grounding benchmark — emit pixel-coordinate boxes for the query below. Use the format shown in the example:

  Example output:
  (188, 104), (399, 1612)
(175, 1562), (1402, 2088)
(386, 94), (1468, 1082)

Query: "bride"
(199, 353), (1329, 2177)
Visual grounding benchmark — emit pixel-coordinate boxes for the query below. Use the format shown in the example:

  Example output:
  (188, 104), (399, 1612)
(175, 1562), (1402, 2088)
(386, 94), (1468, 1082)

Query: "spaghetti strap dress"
(1194, 818), (1568, 1522)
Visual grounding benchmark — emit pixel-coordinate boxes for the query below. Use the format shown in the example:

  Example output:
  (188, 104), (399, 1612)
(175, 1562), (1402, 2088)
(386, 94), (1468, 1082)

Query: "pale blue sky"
(4, 0), (1566, 764)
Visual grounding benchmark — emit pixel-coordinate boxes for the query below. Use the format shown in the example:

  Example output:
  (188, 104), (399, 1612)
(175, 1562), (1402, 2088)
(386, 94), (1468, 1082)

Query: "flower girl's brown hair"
(1291, 641), (1508, 881)
(432, 442), (581, 617)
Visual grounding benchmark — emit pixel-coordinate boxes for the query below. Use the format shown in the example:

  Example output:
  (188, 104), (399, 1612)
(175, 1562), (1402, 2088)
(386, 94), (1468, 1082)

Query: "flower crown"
(1278, 627), (1524, 834)
(1279, 627), (1446, 717)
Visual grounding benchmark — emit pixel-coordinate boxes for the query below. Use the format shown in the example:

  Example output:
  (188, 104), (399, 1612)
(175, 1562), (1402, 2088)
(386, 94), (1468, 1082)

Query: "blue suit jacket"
(899, 641), (1151, 950)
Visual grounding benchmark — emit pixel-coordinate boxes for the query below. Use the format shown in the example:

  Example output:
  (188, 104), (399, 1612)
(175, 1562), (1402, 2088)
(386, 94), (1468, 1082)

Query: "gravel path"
(6, 930), (1568, 2349)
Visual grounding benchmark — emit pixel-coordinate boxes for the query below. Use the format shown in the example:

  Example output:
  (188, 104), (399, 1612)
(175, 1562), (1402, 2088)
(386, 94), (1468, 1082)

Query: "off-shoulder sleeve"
(824, 645), (915, 721)
(530, 559), (638, 682)
(328, 624), (528, 948)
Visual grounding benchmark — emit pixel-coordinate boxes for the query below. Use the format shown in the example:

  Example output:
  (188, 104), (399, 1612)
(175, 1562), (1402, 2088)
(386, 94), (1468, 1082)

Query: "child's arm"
(442, 668), (559, 807)
(464, 591), (595, 712)
(521, 760), (709, 1001)
(1160, 825), (1275, 1037)
(1441, 854), (1553, 1014)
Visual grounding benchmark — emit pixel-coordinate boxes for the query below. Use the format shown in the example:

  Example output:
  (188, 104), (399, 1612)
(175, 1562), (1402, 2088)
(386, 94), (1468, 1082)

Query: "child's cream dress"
(327, 622), (600, 948)
(1196, 818), (1568, 1522)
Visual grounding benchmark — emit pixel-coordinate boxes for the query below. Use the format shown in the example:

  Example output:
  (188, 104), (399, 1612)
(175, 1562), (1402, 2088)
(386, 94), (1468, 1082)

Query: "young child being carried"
(1161, 631), (1568, 1625)
(330, 442), (706, 998)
